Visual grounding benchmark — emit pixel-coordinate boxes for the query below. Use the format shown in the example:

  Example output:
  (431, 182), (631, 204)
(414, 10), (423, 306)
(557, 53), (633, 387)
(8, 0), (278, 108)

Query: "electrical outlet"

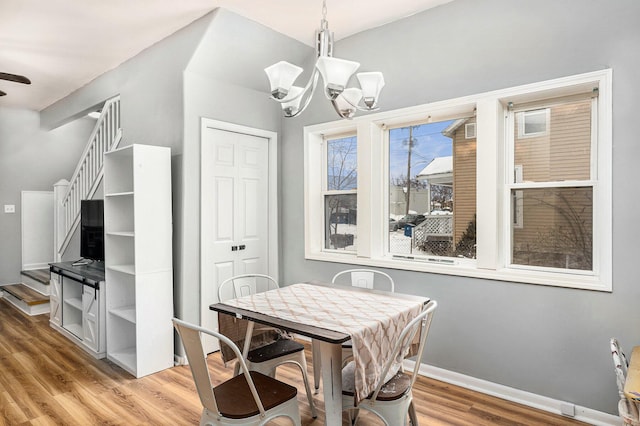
(4, 205), (15, 213)
(560, 402), (575, 417)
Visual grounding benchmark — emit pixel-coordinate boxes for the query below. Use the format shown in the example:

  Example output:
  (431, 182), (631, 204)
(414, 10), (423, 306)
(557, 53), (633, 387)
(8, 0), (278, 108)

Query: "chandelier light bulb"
(316, 57), (360, 100)
(357, 72), (385, 109)
(264, 61), (303, 100)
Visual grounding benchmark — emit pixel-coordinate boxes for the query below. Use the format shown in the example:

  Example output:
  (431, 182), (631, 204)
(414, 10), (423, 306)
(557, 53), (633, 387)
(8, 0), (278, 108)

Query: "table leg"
(318, 340), (342, 426)
(235, 321), (254, 375)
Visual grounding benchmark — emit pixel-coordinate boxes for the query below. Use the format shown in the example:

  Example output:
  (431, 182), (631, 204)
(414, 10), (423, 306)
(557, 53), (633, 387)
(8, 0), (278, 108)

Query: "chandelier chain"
(321, 0), (328, 29)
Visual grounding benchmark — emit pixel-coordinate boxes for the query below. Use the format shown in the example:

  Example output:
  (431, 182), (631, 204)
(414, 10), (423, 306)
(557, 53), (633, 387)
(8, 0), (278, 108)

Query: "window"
(388, 119), (476, 260)
(304, 69), (611, 291)
(508, 96), (595, 271)
(324, 135), (357, 251)
(518, 108), (549, 137)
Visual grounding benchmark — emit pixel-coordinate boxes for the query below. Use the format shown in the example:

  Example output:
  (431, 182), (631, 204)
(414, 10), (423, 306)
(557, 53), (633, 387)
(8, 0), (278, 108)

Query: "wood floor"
(0, 298), (587, 425)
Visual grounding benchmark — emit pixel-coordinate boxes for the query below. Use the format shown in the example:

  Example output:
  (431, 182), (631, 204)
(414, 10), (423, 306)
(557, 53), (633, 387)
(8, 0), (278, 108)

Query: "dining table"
(210, 281), (430, 426)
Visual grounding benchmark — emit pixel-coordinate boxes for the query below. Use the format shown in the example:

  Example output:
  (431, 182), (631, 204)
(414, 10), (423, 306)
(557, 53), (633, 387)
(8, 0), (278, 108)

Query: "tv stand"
(49, 261), (106, 359)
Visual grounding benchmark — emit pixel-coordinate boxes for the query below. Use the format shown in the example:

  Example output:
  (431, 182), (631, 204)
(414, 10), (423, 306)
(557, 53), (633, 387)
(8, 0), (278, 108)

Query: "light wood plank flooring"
(0, 298), (587, 425)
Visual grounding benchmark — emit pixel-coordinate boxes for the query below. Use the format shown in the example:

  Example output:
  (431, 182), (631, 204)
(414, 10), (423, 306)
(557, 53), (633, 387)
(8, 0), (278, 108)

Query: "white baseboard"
(404, 359), (619, 426)
(174, 354), (187, 366)
(22, 263), (51, 270)
(298, 334), (618, 424)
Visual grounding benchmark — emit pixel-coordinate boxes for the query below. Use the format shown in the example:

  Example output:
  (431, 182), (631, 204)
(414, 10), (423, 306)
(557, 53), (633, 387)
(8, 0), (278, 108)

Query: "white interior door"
(201, 125), (270, 353)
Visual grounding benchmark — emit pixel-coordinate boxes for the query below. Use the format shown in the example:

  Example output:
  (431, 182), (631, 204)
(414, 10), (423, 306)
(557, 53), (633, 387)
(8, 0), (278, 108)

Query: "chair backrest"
(370, 300), (437, 401)
(172, 318), (266, 417)
(611, 337), (630, 398)
(331, 269), (395, 292)
(218, 273), (279, 302)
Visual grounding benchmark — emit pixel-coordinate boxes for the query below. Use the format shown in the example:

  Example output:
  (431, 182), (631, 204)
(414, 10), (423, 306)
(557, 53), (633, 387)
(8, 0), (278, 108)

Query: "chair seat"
(247, 338), (305, 363)
(342, 369), (411, 402)
(214, 371), (298, 419)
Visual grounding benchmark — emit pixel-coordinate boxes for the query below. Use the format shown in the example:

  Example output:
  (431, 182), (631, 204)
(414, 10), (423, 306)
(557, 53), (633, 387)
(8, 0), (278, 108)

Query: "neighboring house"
(416, 117), (477, 254)
(511, 98), (593, 270)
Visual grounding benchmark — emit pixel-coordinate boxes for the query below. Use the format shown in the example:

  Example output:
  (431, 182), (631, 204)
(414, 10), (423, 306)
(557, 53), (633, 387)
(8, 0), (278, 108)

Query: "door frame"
(199, 117), (279, 307)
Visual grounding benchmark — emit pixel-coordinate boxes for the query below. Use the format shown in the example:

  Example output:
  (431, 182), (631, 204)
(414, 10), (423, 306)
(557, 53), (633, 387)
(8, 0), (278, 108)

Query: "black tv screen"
(80, 199), (104, 262)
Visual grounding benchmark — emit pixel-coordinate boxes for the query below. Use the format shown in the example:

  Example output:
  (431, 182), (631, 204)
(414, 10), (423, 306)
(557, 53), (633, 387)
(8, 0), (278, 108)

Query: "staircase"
(1, 95), (122, 316)
(55, 95), (121, 260)
(2, 269), (50, 316)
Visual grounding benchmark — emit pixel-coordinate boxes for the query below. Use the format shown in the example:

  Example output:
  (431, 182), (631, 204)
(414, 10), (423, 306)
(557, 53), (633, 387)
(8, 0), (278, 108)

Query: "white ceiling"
(0, 0), (452, 111)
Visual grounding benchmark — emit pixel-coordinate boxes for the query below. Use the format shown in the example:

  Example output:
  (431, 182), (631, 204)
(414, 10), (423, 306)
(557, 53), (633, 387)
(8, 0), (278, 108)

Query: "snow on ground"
(333, 224), (427, 255)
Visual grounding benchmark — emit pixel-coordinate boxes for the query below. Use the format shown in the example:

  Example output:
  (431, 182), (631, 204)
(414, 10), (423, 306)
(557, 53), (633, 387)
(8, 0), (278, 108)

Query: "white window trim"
(304, 69), (612, 292)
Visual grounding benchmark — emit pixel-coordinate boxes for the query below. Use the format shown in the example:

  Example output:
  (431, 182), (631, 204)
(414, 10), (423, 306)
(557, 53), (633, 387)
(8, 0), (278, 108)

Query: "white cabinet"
(104, 144), (173, 378)
(49, 264), (106, 358)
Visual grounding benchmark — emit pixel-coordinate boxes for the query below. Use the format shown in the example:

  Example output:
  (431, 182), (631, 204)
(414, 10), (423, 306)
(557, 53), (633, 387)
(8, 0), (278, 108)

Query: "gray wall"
(280, 0), (640, 415)
(0, 107), (94, 282)
(177, 9), (310, 324)
(39, 11), (213, 327)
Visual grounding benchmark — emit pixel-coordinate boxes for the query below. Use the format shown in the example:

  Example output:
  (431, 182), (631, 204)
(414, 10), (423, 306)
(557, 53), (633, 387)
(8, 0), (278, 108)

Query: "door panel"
(201, 126), (270, 354)
(50, 273), (62, 326)
(83, 286), (98, 351)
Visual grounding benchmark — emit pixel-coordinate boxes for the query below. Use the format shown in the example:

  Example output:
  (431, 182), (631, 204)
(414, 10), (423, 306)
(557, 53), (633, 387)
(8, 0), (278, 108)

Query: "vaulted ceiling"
(0, 0), (452, 111)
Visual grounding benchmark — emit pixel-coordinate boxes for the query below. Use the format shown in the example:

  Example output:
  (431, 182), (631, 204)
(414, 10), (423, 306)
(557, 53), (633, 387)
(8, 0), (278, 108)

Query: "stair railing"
(55, 96), (122, 259)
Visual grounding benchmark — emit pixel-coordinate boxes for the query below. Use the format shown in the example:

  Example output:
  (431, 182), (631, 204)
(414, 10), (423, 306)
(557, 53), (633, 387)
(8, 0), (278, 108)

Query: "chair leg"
(408, 400), (418, 426)
(350, 408), (360, 425)
(312, 340), (321, 393)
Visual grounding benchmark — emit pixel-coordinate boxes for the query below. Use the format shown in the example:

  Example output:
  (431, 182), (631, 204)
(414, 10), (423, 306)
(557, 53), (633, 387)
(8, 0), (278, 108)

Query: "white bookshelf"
(104, 144), (173, 378)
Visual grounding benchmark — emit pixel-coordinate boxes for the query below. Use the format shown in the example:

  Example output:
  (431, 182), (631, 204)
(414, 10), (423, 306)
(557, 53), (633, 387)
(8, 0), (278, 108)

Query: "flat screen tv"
(80, 199), (104, 262)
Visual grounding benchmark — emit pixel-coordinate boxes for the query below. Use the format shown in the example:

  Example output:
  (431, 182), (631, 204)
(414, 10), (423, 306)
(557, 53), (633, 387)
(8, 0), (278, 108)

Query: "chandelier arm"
(271, 68), (318, 105)
(330, 99), (354, 119)
(284, 72), (320, 118)
(337, 91), (381, 112)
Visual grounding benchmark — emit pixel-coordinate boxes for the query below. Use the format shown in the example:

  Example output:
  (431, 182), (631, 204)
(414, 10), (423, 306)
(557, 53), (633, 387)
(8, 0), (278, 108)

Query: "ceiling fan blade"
(0, 90), (6, 96)
(0, 73), (31, 85)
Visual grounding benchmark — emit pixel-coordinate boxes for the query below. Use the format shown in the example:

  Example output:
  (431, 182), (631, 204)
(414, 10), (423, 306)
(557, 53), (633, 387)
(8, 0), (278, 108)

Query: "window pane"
(388, 119), (476, 259)
(514, 99), (592, 183)
(325, 194), (357, 251)
(327, 136), (357, 190)
(522, 109), (548, 136)
(511, 187), (593, 271)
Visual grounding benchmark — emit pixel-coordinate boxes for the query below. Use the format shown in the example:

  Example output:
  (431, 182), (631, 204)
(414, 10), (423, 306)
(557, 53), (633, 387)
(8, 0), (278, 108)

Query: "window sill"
(305, 251), (611, 292)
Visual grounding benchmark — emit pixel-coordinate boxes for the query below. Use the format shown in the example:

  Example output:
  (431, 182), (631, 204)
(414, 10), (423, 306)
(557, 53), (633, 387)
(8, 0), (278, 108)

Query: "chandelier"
(264, 0), (385, 119)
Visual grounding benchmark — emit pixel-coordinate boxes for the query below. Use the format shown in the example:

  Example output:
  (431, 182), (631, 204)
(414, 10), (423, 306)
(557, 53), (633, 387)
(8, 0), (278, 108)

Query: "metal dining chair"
(341, 300), (437, 426)
(172, 318), (301, 426)
(313, 268), (396, 392)
(331, 268), (395, 292)
(218, 274), (317, 419)
(610, 338), (640, 425)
